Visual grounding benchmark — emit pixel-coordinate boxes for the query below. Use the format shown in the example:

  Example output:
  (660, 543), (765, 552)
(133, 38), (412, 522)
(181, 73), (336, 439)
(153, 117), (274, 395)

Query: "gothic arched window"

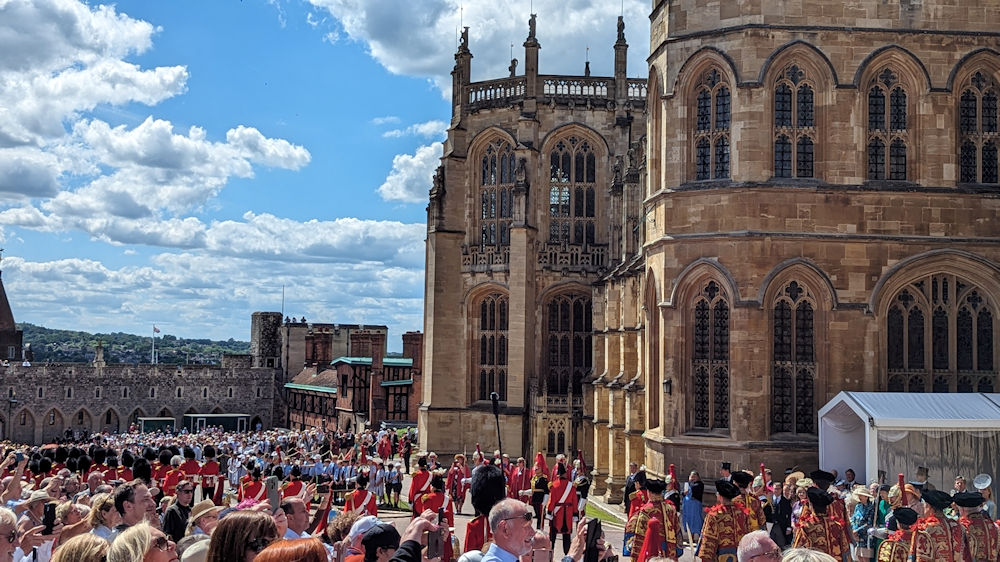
(548, 137), (596, 245)
(544, 294), (592, 401)
(477, 293), (509, 401)
(692, 280), (730, 430)
(694, 68), (731, 180)
(867, 68), (909, 181)
(773, 65), (816, 178)
(480, 140), (515, 246)
(771, 281), (817, 434)
(886, 274), (997, 392)
(958, 72), (1000, 184)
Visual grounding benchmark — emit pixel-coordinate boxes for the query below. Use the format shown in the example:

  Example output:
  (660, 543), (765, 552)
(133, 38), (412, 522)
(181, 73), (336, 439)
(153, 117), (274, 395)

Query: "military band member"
(874, 506), (917, 562)
(731, 471), (765, 532)
(409, 456), (431, 508)
(529, 462), (549, 531)
(414, 472), (455, 562)
(623, 478), (681, 562)
(465, 463), (507, 553)
(199, 445), (220, 503)
(241, 468), (266, 502)
(954, 491), (999, 562)
(792, 487), (850, 561)
(910, 489), (967, 562)
(696, 480), (750, 562)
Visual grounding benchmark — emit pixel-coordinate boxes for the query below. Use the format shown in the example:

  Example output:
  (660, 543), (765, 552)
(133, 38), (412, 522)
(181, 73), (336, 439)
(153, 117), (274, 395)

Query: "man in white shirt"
(482, 498), (538, 562)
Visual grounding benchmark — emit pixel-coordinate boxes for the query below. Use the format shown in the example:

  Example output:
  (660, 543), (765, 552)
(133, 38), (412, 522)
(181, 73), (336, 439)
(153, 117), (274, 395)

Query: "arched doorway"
(101, 409), (120, 434)
(211, 407), (224, 415)
(129, 408), (145, 427)
(41, 408), (65, 442)
(72, 409), (93, 437)
(251, 416), (263, 431)
(12, 409), (34, 443)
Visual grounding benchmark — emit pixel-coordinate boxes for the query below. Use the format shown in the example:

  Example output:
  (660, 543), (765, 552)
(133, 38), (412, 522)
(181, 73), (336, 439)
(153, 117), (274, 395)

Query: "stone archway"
(72, 409), (93, 435)
(251, 416), (263, 431)
(101, 409), (120, 434)
(12, 409), (35, 444)
(41, 408), (65, 442)
(129, 408), (145, 426)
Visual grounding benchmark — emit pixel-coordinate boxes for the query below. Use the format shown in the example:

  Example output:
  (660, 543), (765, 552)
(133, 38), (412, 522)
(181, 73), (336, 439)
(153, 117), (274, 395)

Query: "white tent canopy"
(818, 392), (1000, 487)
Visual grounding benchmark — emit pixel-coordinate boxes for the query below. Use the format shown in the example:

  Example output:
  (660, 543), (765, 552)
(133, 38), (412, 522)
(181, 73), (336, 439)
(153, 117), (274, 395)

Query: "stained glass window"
(477, 293), (508, 401)
(889, 139), (907, 180)
(692, 281), (729, 430)
(548, 138), (597, 243)
(480, 141), (513, 246)
(869, 86), (886, 131)
(957, 74), (999, 184)
(961, 141), (978, 183)
(775, 84), (792, 127)
(868, 139), (885, 180)
(545, 294), (591, 398)
(775, 135), (792, 178)
(772, 282), (816, 434)
(694, 68), (731, 180)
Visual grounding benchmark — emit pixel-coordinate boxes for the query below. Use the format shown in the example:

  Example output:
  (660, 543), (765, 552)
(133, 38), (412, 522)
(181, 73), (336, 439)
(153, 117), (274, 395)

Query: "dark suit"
(770, 494), (794, 548)
(623, 472), (639, 508)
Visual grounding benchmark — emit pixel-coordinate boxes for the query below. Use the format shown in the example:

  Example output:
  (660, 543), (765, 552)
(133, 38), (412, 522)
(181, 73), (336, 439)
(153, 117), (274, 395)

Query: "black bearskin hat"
(132, 458), (152, 484)
(38, 457), (52, 475)
(183, 447), (195, 460)
(93, 447), (107, 465)
(121, 450), (135, 468)
(54, 447), (68, 464)
(158, 450), (173, 466)
(66, 457), (78, 473)
(203, 445), (216, 459)
(143, 447), (157, 462)
(77, 455), (92, 474)
(470, 464), (506, 517)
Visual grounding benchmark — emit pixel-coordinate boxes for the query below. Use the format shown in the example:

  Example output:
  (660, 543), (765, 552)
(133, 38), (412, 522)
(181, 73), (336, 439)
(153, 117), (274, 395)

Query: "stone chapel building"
(421, 0), (999, 504)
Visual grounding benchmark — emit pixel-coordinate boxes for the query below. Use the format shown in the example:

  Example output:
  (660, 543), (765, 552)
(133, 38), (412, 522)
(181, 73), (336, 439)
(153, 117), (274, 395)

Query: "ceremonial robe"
(637, 518), (667, 562)
(733, 492), (766, 531)
(546, 475), (578, 534)
(909, 514), (967, 562)
(695, 503), (750, 562)
(241, 479), (265, 502)
(282, 479), (305, 499)
(623, 498), (681, 562)
(960, 511), (1000, 562)
(875, 529), (912, 562)
(792, 511), (850, 562)
(628, 489), (649, 518)
(162, 468), (182, 497)
(446, 464), (470, 510)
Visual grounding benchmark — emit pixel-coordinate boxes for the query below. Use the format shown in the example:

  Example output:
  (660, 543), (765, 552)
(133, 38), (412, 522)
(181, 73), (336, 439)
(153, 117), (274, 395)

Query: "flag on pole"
(153, 326), (160, 333)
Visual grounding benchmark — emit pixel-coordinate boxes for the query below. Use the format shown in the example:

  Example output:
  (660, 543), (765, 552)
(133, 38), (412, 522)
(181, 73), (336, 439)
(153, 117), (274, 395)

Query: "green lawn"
(583, 502), (625, 527)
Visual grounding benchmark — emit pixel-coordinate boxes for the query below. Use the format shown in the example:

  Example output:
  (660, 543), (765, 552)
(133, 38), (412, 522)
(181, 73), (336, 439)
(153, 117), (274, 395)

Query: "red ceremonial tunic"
(162, 468), (182, 497)
(960, 512), (999, 562)
(508, 467), (529, 501)
(734, 492), (767, 531)
(909, 514), (967, 562)
(409, 468), (431, 505)
(199, 461), (220, 490)
(377, 438), (392, 460)
(153, 462), (170, 490)
(282, 479), (305, 499)
(628, 489), (649, 518)
(624, 498), (680, 562)
(696, 503), (750, 562)
(103, 467), (131, 483)
(345, 488), (378, 516)
(792, 511), (850, 561)
(446, 464), (470, 509)
(876, 529), (913, 562)
(464, 515), (492, 553)
(637, 518), (667, 562)
(179, 459), (201, 482)
(547, 475), (578, 534)
(90, 463), (109, 477)
(414, 491), (455, 562)
(241, 479), (266, 502)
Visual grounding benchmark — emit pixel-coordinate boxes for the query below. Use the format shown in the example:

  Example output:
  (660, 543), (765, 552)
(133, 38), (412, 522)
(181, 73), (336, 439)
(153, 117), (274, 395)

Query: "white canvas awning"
(818, 392), (1000, 486)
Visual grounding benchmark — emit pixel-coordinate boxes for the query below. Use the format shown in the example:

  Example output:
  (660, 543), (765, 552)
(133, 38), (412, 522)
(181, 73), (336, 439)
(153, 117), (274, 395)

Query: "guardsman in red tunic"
(199, 445), (220, 503)
(241, 468), (266, 503)
(345, 473), (378, 517)
(153, 450), (172, 492)
(104, 455), (131, 483)
(547, 463), (578, 554)
(623, 478), (681, 562)
(910, 489), (968, 562)
(162, 458), (184, 498)
(731, 471), (766, 532)
(793, 488), (850, 561)
(414, 472), (455, 562)
(409, 456), (432, 508)
(90, 448), (109, 478)
(955, 491), (1000, 562)
(628, 474), (650, 519)
(464, 463), (507, 553)
(282, 465), (306, 499)
(446, 455), (471, 514)
(179, 448), (201, 484)
(696, 480), (750, 562)
(875, 507), (918, 562)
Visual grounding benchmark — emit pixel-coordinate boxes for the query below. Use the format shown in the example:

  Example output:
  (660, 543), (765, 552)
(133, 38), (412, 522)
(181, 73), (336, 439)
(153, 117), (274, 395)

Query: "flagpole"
(151, 326), (156, 364)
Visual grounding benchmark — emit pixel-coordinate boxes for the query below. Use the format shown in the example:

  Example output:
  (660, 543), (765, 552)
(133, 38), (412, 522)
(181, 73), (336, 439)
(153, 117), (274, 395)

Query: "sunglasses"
(749, 549), (781, 560)
(3, 530), (18, 544)
(502, 512), (533, 523)
(178, 488), (195, 493)
(246, 536), (276, 553)
(152, 536), (174, 552)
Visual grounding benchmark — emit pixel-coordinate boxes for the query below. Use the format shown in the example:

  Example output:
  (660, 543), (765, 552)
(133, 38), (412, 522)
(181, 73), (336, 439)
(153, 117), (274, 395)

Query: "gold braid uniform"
(695, 503), (750, 562)
(959, 511), (1000, 562)
(623, 498), (681, 562)
(875, 529), (912, 562)
(733, 492), (766, 531)
(908, 514), (967, 562)
(792, 511), (850, 561)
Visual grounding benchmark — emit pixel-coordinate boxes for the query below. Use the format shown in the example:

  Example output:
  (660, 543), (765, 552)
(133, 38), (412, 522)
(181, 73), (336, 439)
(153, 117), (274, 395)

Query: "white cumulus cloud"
(382, 120), (447, 139)
(377, 144), (442, 203)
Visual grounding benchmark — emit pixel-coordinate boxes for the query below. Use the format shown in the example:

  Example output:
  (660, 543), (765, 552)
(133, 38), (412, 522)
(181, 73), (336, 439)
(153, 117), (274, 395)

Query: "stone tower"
(420, 15), (646, 461)
(250, 312), (282, 369)
(600, 0), (1000, 496)
(0, 266), (23, 364)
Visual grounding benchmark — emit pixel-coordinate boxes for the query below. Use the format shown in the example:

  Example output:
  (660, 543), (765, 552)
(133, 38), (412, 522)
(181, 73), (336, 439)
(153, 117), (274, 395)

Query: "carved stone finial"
(509, 58), (518, 77)
(528, 14), (536, 40)
(584, 61), (590, 77)
(617, 16), (625, 42)
(460, 27), (469, 50)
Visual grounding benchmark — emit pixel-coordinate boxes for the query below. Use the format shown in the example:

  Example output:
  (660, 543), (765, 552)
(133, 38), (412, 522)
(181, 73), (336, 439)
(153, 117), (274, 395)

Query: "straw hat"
(852, 485), (874, 500)
(795, 478), (814, 489)
(188, 499), (223, 524)
(785, 471), (805, 486)
(25, 490), (54, 506)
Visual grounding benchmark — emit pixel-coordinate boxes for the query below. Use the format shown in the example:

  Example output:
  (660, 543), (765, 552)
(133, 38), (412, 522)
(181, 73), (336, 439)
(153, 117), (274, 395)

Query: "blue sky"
(0, 0), (649, 349)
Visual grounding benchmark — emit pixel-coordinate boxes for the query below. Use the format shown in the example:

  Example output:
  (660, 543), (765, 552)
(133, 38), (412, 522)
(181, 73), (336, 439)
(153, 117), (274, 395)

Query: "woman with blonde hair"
(52, 533), (110, 562)
(86, 493), (120, 541)
(107, 521), (177, 562)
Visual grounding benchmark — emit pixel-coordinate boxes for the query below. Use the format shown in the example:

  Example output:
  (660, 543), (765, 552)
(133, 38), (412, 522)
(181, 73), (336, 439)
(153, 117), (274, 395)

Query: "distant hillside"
(17, 323), (250, 365)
